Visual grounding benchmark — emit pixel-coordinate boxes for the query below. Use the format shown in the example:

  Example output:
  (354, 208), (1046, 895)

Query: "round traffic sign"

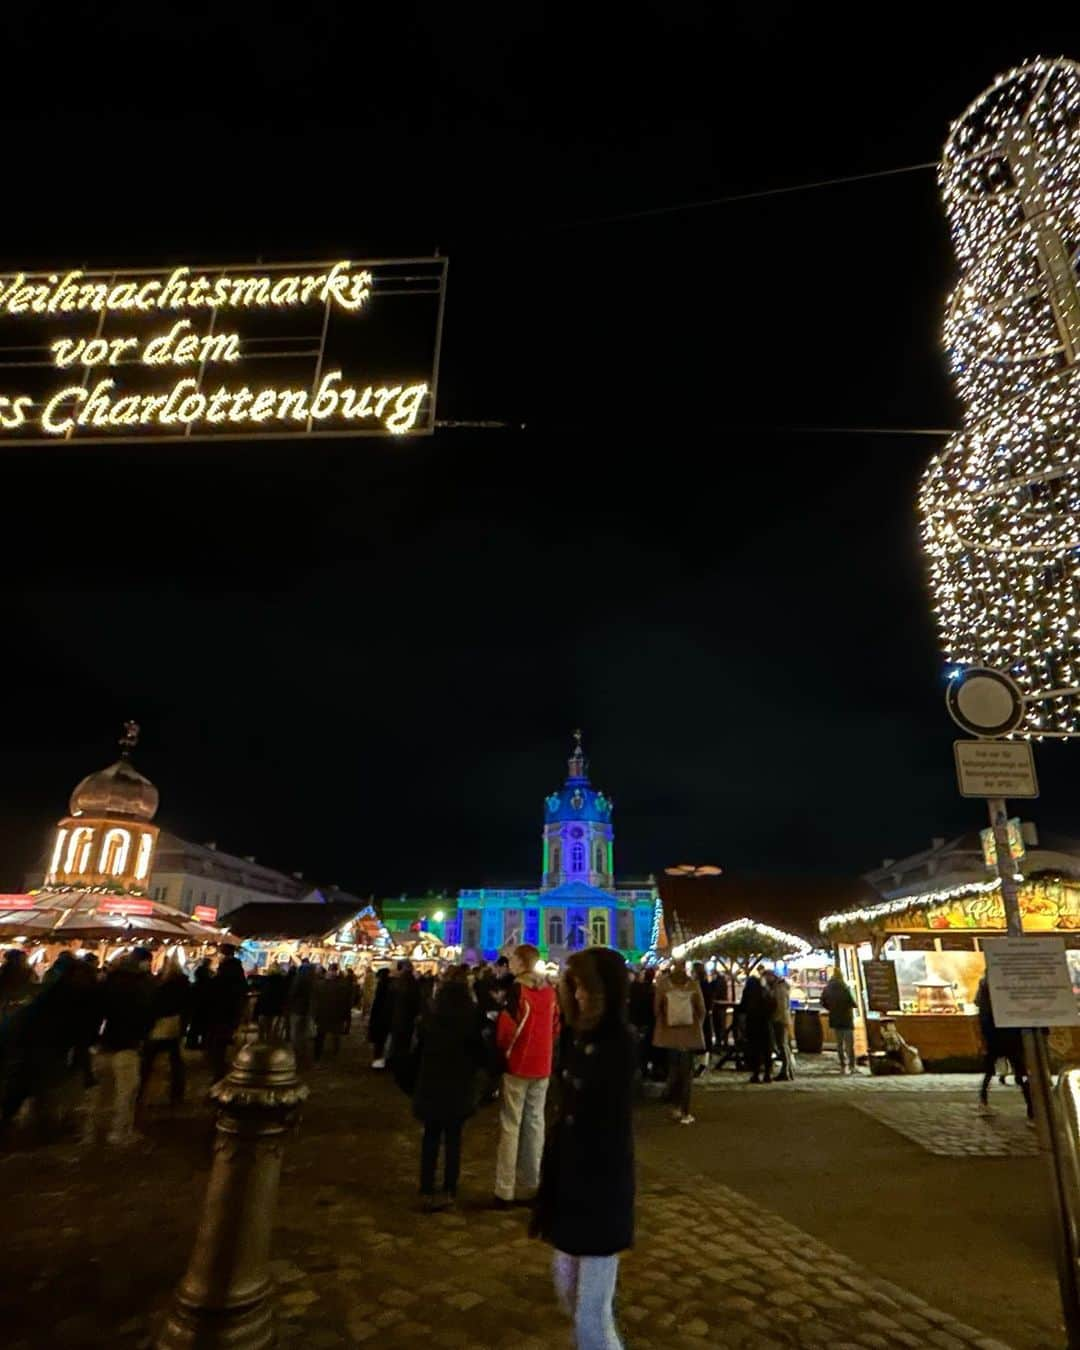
(946, 666), (1025, 737)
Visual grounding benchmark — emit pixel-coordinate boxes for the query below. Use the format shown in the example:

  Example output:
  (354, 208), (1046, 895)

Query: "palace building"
(395, 734), (658, 963)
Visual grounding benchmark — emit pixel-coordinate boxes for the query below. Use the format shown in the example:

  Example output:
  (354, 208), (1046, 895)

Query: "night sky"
(2, 9), (1079, 897)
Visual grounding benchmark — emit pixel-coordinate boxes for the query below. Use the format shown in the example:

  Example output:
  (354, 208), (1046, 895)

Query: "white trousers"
(553, 1252), (623, 1349)
(494, 1073), (548, 1200)
(90, 1049), (140, 1146)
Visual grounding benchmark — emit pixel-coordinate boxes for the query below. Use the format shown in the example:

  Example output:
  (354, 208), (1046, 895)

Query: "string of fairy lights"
(920, 57), (1080, 738)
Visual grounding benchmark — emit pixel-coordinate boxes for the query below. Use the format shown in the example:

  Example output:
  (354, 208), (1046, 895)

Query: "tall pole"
(987, 797), (1080, 1347)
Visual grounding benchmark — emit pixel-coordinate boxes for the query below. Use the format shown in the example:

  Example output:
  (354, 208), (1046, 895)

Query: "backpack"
(665, 985), (695, 1028)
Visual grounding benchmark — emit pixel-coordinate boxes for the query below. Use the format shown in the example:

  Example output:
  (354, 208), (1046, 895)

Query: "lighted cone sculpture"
(157, 1043), (308, 1349)
(920, 58), (1080, 737)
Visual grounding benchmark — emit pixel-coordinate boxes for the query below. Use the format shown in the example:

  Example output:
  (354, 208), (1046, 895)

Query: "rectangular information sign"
(0, 256), (446, 444)
(954, 739), (1039, 798)
(984, 937), (1080, 1028)
(193, 905), (219, 924)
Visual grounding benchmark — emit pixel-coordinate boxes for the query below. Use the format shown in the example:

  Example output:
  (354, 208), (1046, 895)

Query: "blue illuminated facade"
(452, 734), (657, 963)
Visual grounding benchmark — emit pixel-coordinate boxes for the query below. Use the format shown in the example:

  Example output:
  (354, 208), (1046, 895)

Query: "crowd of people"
(379, 942), (635, 1349)
(0, 939), (955, 1348)
(0, 943), (365, 1148)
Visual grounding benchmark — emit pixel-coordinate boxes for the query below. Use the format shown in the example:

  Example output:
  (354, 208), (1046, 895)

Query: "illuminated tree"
(920, 58), (1080, 737)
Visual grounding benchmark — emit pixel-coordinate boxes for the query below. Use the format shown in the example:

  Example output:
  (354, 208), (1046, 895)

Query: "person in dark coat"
(976, 976), (1033, 1118)
(532, 947), (635, 1350)
(186, 959), (213, 1050)
(88, 948), (155, 1146)
(367, 968), (393, 1068)
(820, 970), (858, 1075)
(255, 962), (289, 1042)
(738, 974), (774, 1084)
(285, 959), (316, 1071)
(0, 948), (35, 1014)
(138, 955), (191, 1107)
(205, 945), (249, 1082)
(412, 968), (485, 1211)
(313, 964), (353, 1061)
(628, 970), (656, 1080)
(388, 962), (421, 1088)
(70, 954), (103, 1088)
(1, 952), (82, 1136)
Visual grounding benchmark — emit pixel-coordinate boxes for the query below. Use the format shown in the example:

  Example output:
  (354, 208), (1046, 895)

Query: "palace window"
(590, 912), (609, 947)
(594, 843), (605, 873)
(548, 913), (564, 946)
(550, 843), (561, 874)
(571, 842), (585, 873)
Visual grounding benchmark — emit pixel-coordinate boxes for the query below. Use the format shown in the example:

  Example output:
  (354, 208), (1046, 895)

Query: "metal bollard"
(157, 1042), (308, 1349)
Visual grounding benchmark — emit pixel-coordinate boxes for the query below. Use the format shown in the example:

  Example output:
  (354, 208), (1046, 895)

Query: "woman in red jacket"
(493, 943), (560, 1206)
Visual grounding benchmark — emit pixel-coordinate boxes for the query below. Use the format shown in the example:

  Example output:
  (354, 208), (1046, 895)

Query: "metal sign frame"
(0, 255), (448, 446)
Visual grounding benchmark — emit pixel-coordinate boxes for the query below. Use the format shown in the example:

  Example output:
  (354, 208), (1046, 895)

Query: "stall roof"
(660, 871), (876, 948)
(222, 901), (371, 942)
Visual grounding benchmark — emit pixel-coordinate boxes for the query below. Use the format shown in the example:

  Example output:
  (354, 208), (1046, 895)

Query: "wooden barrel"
(794, 1008), (824, 1054)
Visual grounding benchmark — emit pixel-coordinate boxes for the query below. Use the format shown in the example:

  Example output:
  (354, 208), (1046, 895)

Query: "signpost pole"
(987, 796), (1080, 1346)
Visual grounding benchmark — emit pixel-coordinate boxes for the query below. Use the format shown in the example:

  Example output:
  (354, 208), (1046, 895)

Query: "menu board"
(862, 959), (901, 1013)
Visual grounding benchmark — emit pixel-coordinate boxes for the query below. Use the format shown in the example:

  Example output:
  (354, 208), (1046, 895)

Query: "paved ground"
(0, 1033), (1063, 1349)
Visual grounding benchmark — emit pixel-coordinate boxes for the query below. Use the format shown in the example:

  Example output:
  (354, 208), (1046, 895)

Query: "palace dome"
(69, 757), (159, 822)
(543, 734), (613, 825)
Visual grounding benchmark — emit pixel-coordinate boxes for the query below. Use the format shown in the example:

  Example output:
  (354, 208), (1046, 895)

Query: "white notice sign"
(984, 937), (1079, 1028)
(954, 739), (1039, 798)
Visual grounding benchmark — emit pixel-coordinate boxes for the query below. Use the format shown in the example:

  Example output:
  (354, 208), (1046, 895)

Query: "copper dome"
(69, 758), (160, 822)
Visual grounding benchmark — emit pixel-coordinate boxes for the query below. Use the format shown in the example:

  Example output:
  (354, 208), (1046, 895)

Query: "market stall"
(0, 886), (225, 969)
(820, 875), (1080, 1070)
(223, 901), (382, 971)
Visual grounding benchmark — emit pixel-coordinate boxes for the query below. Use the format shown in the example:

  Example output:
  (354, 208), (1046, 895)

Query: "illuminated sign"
(99, 898), (155, 917)
(193, 905), (219, 924)
(0, 894), (38, 908)
(979, 818), (1026, 869)
(0, 257), (446, 444)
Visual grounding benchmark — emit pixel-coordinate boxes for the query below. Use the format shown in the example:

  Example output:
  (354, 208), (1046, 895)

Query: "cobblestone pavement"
(699, 1057), (988, 1093)
(852, 1097), (1039, 1158)
(0, 1038), (1041, 1349)
(268, 1167), (1019, 1350)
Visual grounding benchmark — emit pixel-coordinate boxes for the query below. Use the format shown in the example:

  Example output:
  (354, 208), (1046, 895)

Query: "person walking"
(532, 947), (636, 1350)
(90, 948), (154, 1147)
(821, 968), (858, 1075)
(138, 954), (190, 1108)
(368, 968), (393, 1068)
(738, 973), (775, 1083)
(205, 945), (249, 1082)
(314, 963), (352, 1061)
(1, 952), (82, 1139)
(976, 975), (1033, 1119)
(652, 959), (706, 1122)
(764, 970), (795, 1080)
(285, 959), (316, 1071)
(413, 968), (486, 1211)
(388, 962), (422, 1090)
(185, 958), (213, 1050)
(0, 948), (35, 1015)
(255, 961), (289, 1042)
(493, 942), (559, 1208)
